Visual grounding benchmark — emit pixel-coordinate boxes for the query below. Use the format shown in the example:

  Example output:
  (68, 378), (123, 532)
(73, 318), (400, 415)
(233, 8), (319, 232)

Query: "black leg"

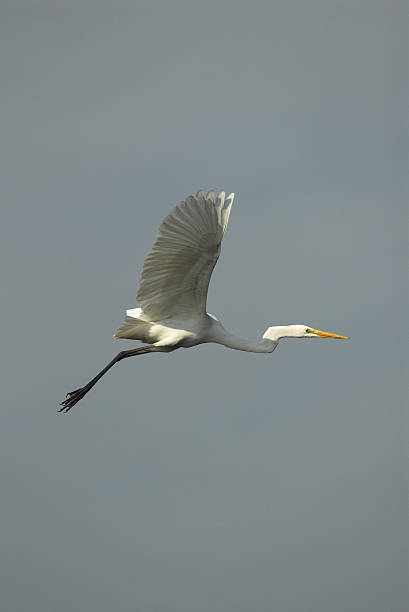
(59, 345), (154, 413)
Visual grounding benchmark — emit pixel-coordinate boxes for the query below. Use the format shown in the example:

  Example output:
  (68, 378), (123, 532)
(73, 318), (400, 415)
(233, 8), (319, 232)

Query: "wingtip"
(203, 189), (234, 206)
(216, 191), (226, 206)
(206, 189), (215, 203)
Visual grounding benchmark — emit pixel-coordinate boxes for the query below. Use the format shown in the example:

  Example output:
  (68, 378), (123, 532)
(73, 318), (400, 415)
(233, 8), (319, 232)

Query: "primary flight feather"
(60, 189), (347, 412)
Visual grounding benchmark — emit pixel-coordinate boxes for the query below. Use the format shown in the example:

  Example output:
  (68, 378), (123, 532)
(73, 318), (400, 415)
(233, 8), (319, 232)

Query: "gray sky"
(1, 1), (407, 611)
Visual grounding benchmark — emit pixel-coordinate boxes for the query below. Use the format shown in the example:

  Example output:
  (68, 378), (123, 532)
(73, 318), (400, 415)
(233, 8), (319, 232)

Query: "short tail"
(113, 308), (151, 340)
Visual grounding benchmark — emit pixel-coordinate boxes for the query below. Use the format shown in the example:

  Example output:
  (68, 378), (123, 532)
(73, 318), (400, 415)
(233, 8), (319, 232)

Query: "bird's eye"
(306, 328), (312, 334)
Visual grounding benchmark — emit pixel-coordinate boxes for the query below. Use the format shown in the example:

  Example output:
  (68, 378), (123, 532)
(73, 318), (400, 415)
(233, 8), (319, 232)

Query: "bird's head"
(263, 325), (348, 342)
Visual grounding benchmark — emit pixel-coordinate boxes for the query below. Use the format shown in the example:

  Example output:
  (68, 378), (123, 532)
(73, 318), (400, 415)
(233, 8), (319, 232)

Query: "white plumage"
(60, 189), (347, 412)
(136, 189), (233, 319)
(113, 189), (234, 345)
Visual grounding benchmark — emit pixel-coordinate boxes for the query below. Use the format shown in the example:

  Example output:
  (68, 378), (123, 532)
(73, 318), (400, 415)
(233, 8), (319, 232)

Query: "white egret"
(60, 189), (347, 412)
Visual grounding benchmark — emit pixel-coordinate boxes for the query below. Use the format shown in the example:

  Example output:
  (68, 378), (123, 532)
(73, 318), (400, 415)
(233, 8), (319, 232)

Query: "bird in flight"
(60, 189), (347, 412)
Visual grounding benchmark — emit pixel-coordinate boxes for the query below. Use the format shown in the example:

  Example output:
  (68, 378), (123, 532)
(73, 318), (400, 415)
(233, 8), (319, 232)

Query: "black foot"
(58, 386), (91, 413)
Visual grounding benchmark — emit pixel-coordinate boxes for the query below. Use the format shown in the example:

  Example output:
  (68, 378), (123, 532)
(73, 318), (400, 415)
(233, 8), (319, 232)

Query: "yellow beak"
(311, 328), (349, 339)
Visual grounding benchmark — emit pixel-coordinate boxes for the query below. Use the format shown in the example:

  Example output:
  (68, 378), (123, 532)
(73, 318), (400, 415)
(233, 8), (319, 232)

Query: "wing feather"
(136, 190), (234, 320)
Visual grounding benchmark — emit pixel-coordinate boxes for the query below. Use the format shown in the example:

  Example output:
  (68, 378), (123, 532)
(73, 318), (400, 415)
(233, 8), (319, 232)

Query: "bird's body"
(114, 307), (277, 352)
(60, 189), (347, 412)
(115, 307), (221, 349)
(112, 190), (278, 354)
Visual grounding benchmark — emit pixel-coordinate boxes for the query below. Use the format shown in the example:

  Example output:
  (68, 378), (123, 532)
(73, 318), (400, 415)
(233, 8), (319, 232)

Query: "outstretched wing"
(136, 189), (234, 320)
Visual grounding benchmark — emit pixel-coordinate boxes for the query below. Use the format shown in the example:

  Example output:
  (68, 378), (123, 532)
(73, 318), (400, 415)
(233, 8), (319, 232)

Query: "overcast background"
(1, 1), (407, 611)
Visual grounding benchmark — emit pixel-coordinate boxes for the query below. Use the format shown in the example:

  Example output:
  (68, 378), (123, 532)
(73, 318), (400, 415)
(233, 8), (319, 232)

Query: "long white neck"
(212, 326), (278, 353)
